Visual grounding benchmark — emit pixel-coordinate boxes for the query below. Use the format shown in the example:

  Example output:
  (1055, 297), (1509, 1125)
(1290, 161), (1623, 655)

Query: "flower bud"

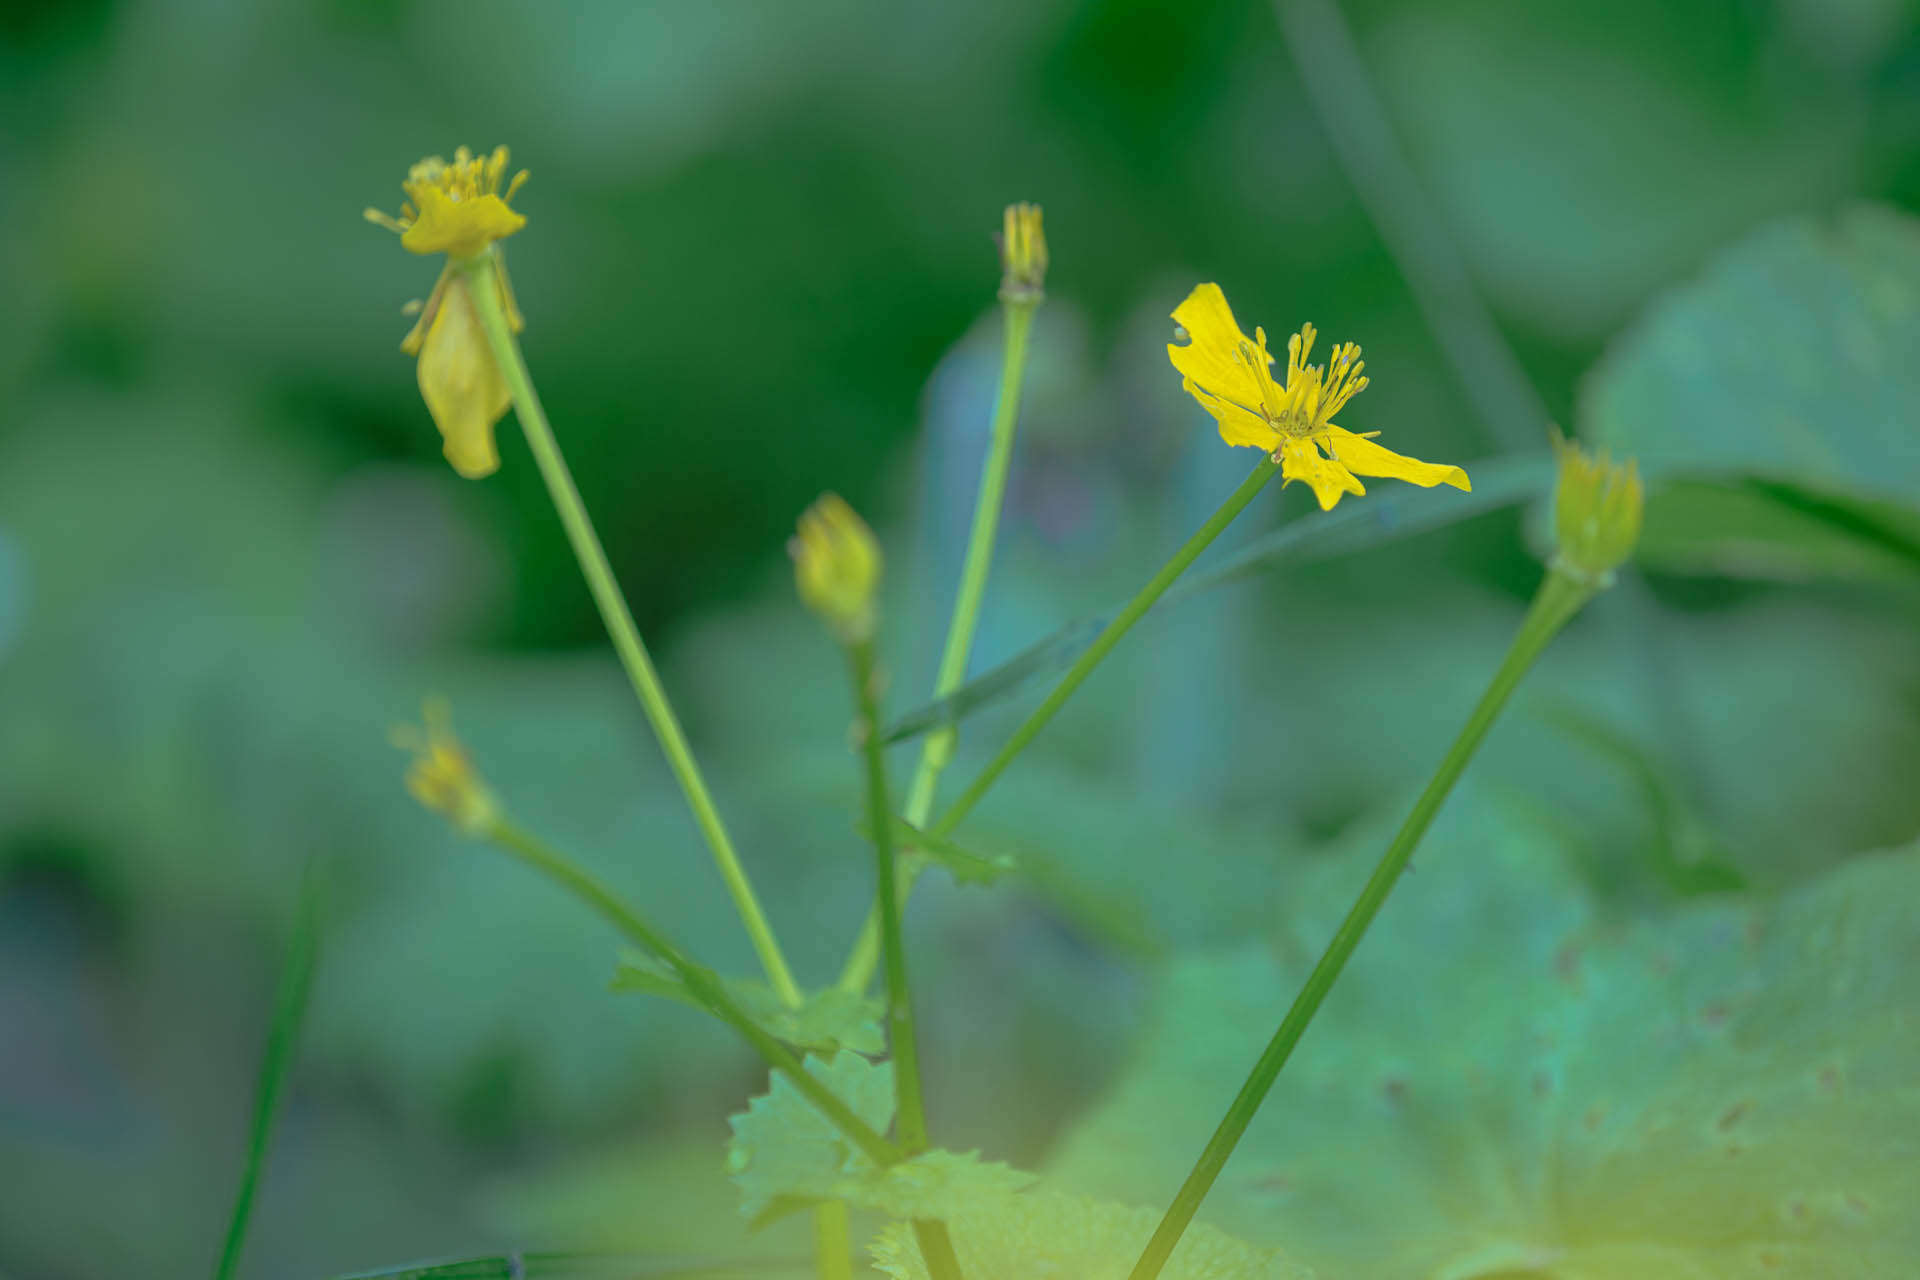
(1550, 430), (1643, 587)
(790, 493), (882, 645)
(392, 699), (500, 837)
(997, 202), (1048, 304)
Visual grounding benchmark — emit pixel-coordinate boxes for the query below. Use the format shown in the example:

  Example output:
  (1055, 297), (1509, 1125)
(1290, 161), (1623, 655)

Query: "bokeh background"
(3, 0), (1919, 1277)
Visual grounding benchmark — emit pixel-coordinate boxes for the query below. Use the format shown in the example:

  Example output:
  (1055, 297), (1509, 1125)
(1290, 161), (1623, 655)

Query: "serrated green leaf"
(867, 1191), (1313, 1280)
(726, 1051), (895, 1220)
(845, 1148), (1037, 1220)
(780, 988), (885, 1056)
(726, 1054), (1033, 1228)
(1051, 798), (1920, 1276)
(612, 956), (883, 1056)
(746, 1149), (1036, 1231)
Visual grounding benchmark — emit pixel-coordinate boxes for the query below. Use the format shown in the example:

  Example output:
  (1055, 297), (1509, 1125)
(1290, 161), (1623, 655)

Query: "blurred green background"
(3, 0), (1919, 1276)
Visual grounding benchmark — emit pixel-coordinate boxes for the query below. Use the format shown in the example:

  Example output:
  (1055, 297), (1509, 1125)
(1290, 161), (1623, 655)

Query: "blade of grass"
(883, 452), (1550, 744)
(214, 856), (321, 1280)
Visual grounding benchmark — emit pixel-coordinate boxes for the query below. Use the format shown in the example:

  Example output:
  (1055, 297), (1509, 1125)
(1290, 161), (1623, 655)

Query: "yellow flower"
(1550, 430), (1643, 586)
(364, 146), (528, 259)
(391, 698), (500, 838)
(790, 493), (882, 644)
(366, 147), (529, 480)
(1168, 283), (1470, 511)
(998, 202), (1048, 303)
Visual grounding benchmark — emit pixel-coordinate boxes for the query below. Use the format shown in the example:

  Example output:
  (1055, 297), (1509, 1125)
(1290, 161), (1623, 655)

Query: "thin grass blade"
(883, 452), (1552, 744)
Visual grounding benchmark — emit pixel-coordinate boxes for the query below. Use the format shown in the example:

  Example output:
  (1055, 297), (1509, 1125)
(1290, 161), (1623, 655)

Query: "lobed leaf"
(725, 1051), (894, 1221)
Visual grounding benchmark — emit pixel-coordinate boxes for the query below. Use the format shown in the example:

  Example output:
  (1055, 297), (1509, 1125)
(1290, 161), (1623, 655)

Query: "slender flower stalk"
(853, 637), (932, 1153)
(902, 296), (1038, 827)
(1127, 440), (1643, 1280)
(792, 495), (964, 1280)
(457, 249), (802, 1010)
(841, 205), (1046, 994)
(852, 635), (963, 1280)
(813, 1205), (854, 1280)
(928, 457), (1279, 839)
(483, 815), (899, 1167)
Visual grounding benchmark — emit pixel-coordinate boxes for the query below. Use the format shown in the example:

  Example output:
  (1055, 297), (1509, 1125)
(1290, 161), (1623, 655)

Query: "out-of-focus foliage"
(1584, 204), (1920, 582)
(1049, 793), (1920, 1276)
(1586, 206), (1920, 503)
(870, 1191), (1312, 1280)
(3, 0), (1919, 1276)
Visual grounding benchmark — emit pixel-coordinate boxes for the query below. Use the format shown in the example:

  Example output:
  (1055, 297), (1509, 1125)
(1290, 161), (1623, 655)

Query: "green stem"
(839, 299), (1038, 994)
(849, 642), (931, 1153)
(905, 300), (1038, 824)
(214, 858), (320, 1280)
(930, 458), (1280, 840)
(484, 817), (899, 1169)
(812, 1201), (854, 1280)
(848, 638), (965, 1280)
(462, 250), (800, 1010)
(1126, 570), (1594, 1280)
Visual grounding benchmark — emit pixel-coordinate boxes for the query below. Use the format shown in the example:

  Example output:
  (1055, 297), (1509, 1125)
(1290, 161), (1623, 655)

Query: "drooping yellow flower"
(998, 202), (1048, 303)
(366, 147), (529, 479)
(1550, 429), (1643, 586)
(403, 272), (512, 479)
(1168, 283), (1470, 511)
(790, 493), (882, 645)
(391, 698), (500, 838)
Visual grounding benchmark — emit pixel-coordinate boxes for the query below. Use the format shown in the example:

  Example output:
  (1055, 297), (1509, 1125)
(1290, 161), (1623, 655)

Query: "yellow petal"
(1168, 283), (1272, 421)
(416, 278), (508, 479)
(1182, 377), (1279, 451)
(400, 189), (527, 257)
(1280, 437), (1364, 511)
(1322, 425), (1470, 491)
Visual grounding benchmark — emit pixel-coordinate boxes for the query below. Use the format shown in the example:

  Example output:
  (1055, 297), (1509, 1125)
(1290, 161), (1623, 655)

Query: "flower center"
(1272, 403), (1317, 438)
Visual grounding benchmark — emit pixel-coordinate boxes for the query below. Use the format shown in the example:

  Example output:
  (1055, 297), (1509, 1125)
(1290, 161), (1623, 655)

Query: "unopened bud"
(392, 698), (500, 837)
(1550, 430), (1643, 587)
(790, 493), (882, 645)
(997, 202), (1047, 304)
